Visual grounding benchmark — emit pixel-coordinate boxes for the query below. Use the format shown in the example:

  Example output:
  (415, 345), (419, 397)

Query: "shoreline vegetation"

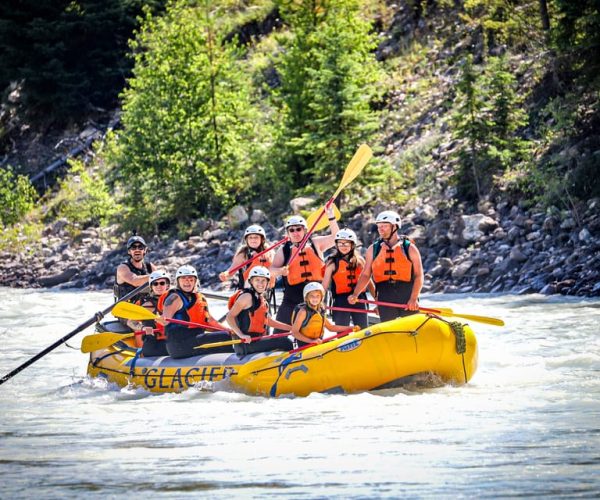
(1, 1), (598, 296)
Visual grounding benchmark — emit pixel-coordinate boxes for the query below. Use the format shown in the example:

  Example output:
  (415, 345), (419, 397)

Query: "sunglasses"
(130, 244), (145, 250)
(152, 280), (169, 287)
(337, 241), (352, 246)
(288, 227), (304, 233)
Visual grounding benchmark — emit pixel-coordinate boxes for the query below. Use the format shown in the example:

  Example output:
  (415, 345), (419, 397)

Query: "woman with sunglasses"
(270, 206), (339, 331)
(218, 225), (276, 290)
(322, 229), (374, 329)
(125, 270), (171, 357)
(114, 235), (156, 302)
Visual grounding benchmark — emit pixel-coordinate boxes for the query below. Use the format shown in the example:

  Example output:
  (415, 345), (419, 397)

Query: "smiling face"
(306, 290), (323, 308)
(245, 234), (263, 250)
(249, 276), (269, 294)
(128, 243), (146, 262)
(336, 240), (353, 255)
(177, 275), (197, 293)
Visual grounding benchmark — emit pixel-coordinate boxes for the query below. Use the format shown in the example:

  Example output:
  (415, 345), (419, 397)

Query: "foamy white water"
(1, 288), (599, 498)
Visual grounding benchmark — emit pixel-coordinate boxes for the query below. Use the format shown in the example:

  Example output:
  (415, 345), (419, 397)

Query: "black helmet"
(127, 235), (147, 249)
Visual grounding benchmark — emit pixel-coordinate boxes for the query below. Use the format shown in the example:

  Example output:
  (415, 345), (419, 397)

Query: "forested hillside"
(0, 0), (598, 294)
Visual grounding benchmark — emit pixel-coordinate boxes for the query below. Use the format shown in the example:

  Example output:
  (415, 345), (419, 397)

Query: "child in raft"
(291, 282), (359, 348)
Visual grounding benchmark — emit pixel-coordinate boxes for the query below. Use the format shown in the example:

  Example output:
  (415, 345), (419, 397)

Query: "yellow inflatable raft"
(86, 314), (478, 396)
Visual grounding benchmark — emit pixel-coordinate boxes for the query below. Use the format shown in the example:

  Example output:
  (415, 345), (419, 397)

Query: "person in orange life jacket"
(348, 210), (424, 322)
(322, 228), (375, 330)
(219, 225), (277, 290)
(125, 270), (171, 357)
(291, 282), (359, 348)
(270, 206), (339, 332)
(226, 266), (294, 357)
(114, 235), (156, 302)
(161, 265), (231, 359)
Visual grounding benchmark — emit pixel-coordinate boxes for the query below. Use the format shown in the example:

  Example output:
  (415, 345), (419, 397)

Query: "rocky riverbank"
(1, 198), (599, 297)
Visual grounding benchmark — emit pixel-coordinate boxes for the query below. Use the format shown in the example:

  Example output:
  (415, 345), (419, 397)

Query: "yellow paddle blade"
(333, 144), (373, 198)
(441, 311), (505, 327)
(195, 339), (241, 349)
(427, 306), (453, 315)
(112, 301), (158, 321)
(305, 202), (341, 232)
(81, 332), (134, 353)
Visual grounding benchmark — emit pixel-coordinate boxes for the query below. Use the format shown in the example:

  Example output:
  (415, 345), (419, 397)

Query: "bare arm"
(321, 262), (335, 292)
(116, 263), (151, 287)
(162, 293), (182, 320)
(266, 317), (292, 331)
(225, 293), (252, 341)
(324, 318), (356, 333)
(269, 247), (288, 278)
(348, 246), (374, 303)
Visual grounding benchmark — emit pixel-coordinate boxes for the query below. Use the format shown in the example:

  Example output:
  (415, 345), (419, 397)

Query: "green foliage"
(45, 159), (120, 231)
(553, 0), (600, 75)
(108, 0), (270, 227)
(452, 54), (530, 200)
(275, 0), (389, 202)
(0, 167), (37, 226)
(0, 0), (165, 120)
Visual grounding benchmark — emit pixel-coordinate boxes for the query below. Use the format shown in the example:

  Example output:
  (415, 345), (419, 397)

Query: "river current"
(0, 288), (599, 498)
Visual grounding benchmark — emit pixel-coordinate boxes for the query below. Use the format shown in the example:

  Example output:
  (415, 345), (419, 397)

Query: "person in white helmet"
(226, 266), (294, 357)
(348, 210), (424, 322)
(114, 235), (156, 302)
(126, 269), (171, 356)
(270, 206), (339, 331)
(219, 224), (276, 290)
(291, 282), (358, 347)
(161, 265), (231, 358)
(322, 228), (375, 329)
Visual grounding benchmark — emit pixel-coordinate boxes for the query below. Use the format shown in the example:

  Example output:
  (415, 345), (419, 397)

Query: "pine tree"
(109, 0), (265, 227)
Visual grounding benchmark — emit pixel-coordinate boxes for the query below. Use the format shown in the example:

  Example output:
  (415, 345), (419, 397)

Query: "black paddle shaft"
(0, 283), (149, 386)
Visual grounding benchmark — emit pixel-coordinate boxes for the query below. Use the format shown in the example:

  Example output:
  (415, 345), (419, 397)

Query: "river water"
(0, 288), (599, 498)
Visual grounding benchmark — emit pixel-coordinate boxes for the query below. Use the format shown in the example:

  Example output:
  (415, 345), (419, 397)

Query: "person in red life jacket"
(114, 235), (156, 302)
(226, 266), (294, 357)
(291, 282), (358, 348)
(125, 270), (171, 357)
(348, 210), (424, 322)
(218, 225), (277, 290)
(270, 207), (339, 332)
(322, 228), (375, 330)
(161, 265), (231, 359)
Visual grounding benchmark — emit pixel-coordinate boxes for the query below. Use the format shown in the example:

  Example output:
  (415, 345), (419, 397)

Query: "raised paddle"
(223, 204), (342, 279)
(288, 144), (372, 266)
(357, 298), (505, 326)
(195, 331), (292, 349)
(0, 282), (149, 386)
(111, 301), (228, 331)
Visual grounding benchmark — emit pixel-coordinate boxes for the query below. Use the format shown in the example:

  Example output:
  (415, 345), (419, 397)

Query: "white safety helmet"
(175, 265), (198, 280)
(244, 225), (266, 239)
(285, 215), (308, 229)
(335, 228), (358, 245)
(375, 210), (402, 228)
(303, 281), (325, 300)
(248, 266), (271, 281)
(149, 269), (170, 285)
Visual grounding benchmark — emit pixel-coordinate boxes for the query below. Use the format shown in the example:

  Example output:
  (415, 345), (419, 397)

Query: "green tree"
(108, 0), (266, 228)
(452, 54), (529, 200)
(0, 167), (37, 226)
(275, 0), (387, 200)
(0, 0), (165, 120)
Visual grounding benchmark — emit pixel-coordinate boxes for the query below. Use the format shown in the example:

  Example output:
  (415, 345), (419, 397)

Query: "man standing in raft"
(348, 210), (424, 322)
(270, 207), (339, 331)
(114, 235), (156, 301)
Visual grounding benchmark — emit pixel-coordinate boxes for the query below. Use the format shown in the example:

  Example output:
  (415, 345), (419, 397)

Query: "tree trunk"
(539, 0), (550, 31)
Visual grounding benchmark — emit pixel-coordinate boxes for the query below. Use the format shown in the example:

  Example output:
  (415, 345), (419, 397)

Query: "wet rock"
(227, 205), (249, 228)
(540, 283), (557, 295)
(250, 209), (267, 224)
(560, 218), (576, 230)
(578, 228), (591, 242)
(451, 260), (473, 279)
(509, 247), (528, 263)
(37, 267), (79, 287)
